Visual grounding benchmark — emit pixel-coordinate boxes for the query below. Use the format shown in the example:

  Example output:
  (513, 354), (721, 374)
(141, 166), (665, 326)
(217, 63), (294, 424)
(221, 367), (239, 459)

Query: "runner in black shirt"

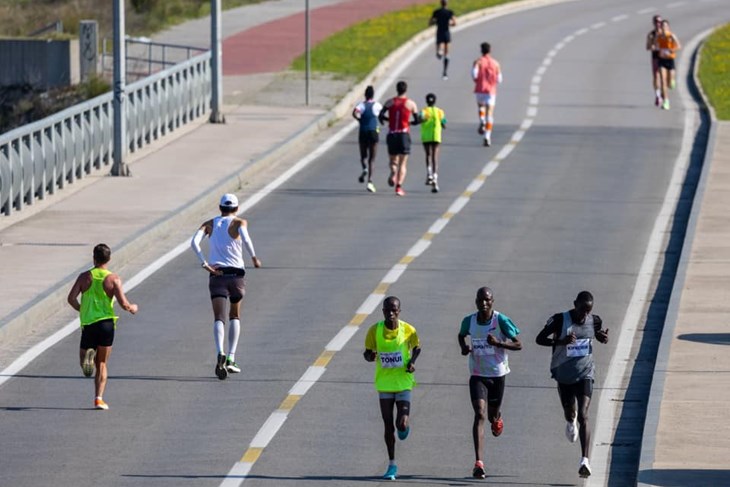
(429, 0), (456, 79)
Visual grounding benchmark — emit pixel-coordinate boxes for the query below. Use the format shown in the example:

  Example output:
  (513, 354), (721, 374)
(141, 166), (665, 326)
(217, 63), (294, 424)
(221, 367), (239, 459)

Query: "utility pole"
(210, 0), (225, 123)
(305, 0), (310, 106)
(111, 0), (129, 176)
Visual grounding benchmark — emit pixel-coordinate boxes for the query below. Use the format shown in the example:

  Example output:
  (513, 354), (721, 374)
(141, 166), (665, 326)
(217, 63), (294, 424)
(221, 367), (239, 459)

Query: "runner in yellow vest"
(67, 244), (138, 410)
(420, 93), (447, 193)
(363, 296), (421, 480)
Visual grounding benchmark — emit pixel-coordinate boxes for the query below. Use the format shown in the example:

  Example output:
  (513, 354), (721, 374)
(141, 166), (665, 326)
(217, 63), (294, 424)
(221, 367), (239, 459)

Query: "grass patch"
(0, 0), (264, 40)
(291, 0), (516, 78)
(698, 23), (730, 120)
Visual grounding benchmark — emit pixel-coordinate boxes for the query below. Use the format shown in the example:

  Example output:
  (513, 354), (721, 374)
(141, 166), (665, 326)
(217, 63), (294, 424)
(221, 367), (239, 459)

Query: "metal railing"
(0, 51), (211, 216)
(102, 37), (207, 80)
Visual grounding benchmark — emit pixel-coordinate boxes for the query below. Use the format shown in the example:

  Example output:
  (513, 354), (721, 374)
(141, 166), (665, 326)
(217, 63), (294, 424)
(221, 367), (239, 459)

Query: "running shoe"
(483, 137), (491, 147)
(366, 182), (376, 193)
(478, 123), (486, 135)
(215, 353), (228, 380)
(397, 424), (410, 440)
(358, 169), (368, 183)
(226, 359), (241, 374)
(425, 175), (433, 185)
(383, 464), (398, 480)
(395, 186), (405, 197)
(662, 99), (670, 110)
(473, 460), (486, 479)
(655, 95), (662, 107)
(431, 180), (439, 193)
(443, 75), (449, 81)
(94, 398), (109, 410)
(388, 173), (395, 187)
(491, 417), (503, 437)
(579, 458), (592, 478)
(670, 79), (676, 90)
(566, 418), (578, 443)
(82, 348), (96, 377)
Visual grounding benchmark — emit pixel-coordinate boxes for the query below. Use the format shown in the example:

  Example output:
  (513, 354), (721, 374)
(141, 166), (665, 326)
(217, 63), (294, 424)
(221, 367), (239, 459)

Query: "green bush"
(699, 23), (730, 120)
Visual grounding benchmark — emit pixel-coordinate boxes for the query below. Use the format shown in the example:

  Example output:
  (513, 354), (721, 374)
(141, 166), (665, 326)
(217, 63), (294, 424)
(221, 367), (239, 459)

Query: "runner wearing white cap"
(190, 193), (262, 379)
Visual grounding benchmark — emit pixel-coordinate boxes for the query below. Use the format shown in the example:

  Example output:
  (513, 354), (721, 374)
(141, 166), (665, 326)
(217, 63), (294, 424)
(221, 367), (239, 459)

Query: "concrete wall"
(0, 39), (80, 89)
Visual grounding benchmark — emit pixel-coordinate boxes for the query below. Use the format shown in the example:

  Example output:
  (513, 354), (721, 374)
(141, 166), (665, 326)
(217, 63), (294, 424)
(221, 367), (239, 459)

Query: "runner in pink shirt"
(472, 42), (502, 147)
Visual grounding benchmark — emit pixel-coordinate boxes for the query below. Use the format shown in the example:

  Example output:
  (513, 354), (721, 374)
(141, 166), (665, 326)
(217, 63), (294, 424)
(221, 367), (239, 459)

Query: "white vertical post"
(305, 0), (310, 106)
(111, 0), (129, 176)
(210, 0), (225, 123)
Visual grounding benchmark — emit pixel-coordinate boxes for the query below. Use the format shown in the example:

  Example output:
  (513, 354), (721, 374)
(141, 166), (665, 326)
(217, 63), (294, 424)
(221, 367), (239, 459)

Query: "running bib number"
(566, 339), (590, 357)
(471, 338), (496, 356)
(379, 351), (404, 368)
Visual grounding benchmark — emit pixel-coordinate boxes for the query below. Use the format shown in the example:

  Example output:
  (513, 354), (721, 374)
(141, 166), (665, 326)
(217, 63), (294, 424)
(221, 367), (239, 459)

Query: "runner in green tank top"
(419, 93), (447, 193)
(363, 296), (421, 480)
(67, 244), (138, 410)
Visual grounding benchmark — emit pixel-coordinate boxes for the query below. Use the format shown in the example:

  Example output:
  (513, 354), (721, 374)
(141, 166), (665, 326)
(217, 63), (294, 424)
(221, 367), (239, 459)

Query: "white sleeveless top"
(209, 216), (245, 269)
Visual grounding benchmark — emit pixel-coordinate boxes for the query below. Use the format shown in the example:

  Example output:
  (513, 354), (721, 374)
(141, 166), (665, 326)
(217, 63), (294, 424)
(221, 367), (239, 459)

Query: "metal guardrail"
(0, 51), (212, 216)
(101, 37), (207, 80)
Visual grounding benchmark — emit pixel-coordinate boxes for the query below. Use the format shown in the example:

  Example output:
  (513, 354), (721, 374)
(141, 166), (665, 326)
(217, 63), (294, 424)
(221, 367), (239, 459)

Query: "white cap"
(219, 193), (239, 208)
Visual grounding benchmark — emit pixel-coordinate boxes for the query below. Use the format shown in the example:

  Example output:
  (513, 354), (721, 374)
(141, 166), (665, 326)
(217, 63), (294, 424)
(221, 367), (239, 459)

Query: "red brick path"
(223, 0), (437, 75)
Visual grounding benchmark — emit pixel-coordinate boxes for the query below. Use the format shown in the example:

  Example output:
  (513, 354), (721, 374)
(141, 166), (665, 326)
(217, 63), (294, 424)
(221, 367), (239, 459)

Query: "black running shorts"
(658, 57), (675, 70)
(209, 268), (246, 303)
(469, 375), (505, 406)
(358, 129), (379, 146)
(436, 31), (451, 45)
(557, 378), (594, 401)
(80, 319), (115, 349)
(387, 132), (411, 156)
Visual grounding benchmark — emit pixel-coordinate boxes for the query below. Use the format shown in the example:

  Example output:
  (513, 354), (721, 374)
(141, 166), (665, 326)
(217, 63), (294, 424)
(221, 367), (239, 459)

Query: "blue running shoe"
(383, 464), (398, 480)
(397, 425), (410, 440)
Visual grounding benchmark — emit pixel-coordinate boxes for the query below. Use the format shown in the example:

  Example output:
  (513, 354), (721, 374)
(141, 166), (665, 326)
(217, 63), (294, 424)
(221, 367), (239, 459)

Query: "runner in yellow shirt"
(420, 93), (447, 193)
(67, 244), (138, 410)
(363, 296), (421, 480)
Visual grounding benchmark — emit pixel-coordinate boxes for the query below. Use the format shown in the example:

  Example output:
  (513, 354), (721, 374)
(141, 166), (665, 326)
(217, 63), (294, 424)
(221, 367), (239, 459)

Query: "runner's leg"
(576, 392), (592, 458)
(94, 345), (112, 399)
(379, 397), (397, 460)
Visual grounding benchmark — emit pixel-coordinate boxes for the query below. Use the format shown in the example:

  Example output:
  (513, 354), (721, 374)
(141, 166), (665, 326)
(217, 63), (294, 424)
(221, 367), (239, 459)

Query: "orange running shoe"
(491, 416), (503, 437)
(94, 398), (109, 410)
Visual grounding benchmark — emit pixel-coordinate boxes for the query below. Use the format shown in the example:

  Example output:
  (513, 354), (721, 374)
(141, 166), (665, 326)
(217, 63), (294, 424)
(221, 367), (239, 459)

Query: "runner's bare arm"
(110, 275), (138, 314)
(488, 333), (522, 351)
(66, 273), (87, 312)
(363, 349), (376, 362)
(378, 102), (390, 124)
(458, 333), (471, 355)
(593, 316), (609, 344)
(536, 316), (566, 346)
(406, 347), (421, 373)
(352, 106), (361, 121)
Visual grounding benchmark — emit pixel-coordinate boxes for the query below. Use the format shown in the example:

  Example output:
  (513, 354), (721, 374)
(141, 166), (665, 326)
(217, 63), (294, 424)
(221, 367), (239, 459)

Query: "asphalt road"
(1, 1), (727, 486)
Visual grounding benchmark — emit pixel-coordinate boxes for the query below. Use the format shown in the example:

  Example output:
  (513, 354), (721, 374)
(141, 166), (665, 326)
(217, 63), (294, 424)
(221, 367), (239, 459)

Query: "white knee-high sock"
(213, 320), (225, 355)
(228, 319), (241, 359)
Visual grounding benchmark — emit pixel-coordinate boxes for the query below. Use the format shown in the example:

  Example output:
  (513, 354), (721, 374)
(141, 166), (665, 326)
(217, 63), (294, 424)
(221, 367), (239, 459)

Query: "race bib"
(566, 338), (590, 357)
(379, 351), (404, 368)
(471, 338), (496, 356)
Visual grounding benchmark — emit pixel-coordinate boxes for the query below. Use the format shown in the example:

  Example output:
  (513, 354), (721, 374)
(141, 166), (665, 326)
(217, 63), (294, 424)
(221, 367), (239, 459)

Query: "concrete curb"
(0, 0), (580, 343)
(636, 26), (722, 487)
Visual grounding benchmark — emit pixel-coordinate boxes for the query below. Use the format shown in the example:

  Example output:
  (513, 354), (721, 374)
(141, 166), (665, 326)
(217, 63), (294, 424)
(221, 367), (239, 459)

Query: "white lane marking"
(289, 366), (326, 395)
(482, 160), (500, 176)
(447, 196), (470, 215)
(511, 130), (525, 143)
(547, 48), (558, 58)
(563, 34), (575, 43)
(667, 1), (686, 7)
(555, 41), (566, 50)
(542, 57), (553, 66)
(591, 21), (606, 29)
(527, 106), (538, 117)
(612, 14), (628, 22)
(532, 75), (542, 84)
(530, 95), (540, 105)
(250, 411), (288, 448)
(495, 144), (514, 161)
(575, 27), (589, 35)
(587, 29), (707, 486)
(356, 294), (385, 316)
(427, 218), (450, 235)
(637, 7), (656, 14)
(382, 264), (407, 283)
(326, 326), (359, 352)
(537, 65), (547, 75)
(467, 179), (485, 193)
(520, 119), (534, 130)
(221, 464), (253, 487)
(407, 239), (431, 258)
(530, 84), (540, 94)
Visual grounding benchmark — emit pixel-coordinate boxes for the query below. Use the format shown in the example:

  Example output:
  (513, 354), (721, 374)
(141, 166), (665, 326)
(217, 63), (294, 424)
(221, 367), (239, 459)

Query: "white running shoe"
(579, 457), (592, 478)
(566, 418), (578, 443)
(82, 349), (96, 377)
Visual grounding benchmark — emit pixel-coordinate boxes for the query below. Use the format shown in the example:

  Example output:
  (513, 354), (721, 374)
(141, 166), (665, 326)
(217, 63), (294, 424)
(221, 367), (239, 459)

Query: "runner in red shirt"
(379, 81), (419, 196)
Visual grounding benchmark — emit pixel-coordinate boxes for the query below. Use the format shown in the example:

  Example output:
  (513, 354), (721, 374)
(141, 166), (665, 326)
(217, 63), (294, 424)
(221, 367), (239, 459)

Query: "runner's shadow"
(676, 333), (730, 345)
(0, 406), (94, 411)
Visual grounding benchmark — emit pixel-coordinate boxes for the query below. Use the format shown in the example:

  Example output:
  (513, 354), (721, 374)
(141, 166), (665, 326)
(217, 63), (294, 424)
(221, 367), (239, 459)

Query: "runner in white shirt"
(190, 194), (262, 380)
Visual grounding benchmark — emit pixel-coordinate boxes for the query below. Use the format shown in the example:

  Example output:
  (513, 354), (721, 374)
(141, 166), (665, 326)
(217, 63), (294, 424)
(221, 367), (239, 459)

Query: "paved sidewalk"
(638, 122), (730, 486)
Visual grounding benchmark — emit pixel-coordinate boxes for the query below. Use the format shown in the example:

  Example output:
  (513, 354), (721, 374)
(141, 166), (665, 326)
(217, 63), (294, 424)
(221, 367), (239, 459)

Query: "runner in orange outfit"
(656, 19), (681, 110)
(645, 15), (663, 106)
(472, 42), (502, 147)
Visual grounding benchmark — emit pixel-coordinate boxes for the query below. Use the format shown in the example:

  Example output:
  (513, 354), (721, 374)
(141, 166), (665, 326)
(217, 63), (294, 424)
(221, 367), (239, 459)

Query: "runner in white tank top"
(190, 193), (262, 380)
